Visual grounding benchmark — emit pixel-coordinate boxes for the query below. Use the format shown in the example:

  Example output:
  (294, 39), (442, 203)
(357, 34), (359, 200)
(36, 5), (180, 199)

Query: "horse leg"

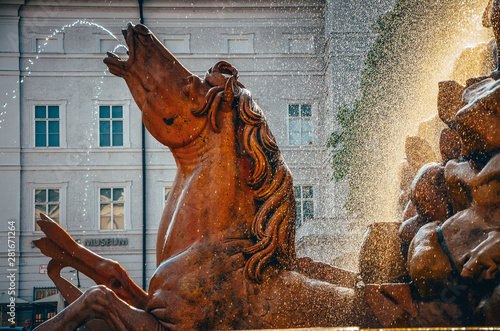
(47, 260), (83, 304)
(46, 260), (113, 331)
(33, 285), (163, 331)
(34, 214), (148, 308)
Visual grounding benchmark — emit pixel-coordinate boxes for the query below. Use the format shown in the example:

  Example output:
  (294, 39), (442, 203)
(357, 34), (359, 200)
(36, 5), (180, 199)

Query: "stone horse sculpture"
(33, 23), (369, 330)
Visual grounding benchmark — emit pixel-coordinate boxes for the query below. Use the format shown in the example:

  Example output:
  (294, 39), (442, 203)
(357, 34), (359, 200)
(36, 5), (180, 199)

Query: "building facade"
(0, 0), (393, 326)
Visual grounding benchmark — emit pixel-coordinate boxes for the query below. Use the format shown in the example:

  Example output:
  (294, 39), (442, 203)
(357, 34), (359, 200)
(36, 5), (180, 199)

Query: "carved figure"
(397, 136), (437, 211)
(33, 23), (368, 330)
(367, 2), (500, 326)
(368, 71), (500, 329)
(404, 70), (500, 326)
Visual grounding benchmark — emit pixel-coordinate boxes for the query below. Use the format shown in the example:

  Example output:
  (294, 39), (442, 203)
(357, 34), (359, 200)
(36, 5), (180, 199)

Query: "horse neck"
(161, 118), (255, 256)
(170, 119), (243, 181)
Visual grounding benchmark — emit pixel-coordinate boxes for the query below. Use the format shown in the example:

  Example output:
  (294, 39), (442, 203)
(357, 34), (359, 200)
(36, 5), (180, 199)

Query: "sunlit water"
(4, 6), (494, 276)
(345, 0), (493, 269)
(1, 20), (127, 127)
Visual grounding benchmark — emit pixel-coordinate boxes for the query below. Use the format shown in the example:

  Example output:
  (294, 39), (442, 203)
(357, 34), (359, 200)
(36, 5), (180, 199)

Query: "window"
(164, 187), (171, 205)
(99, 38), (127, 54)
(29, 100), (66, 148)
(163, 35), (190, 53)
(99, 105), (123, 147)
(35, 105), (60, 147)
(294, 185), (314, 228)
(33, 287), (58, 326)
(288, 104), (312, 145)
(33, 287), (57, 301)
(30, 182), (67, 231)
(34, 188), (60, 231)
(33, 34), (64, 53)
(99, 188), (125, 230)
(228, 39), (251, 53)
(288, 36), (314, 53)
(94, 100), (129, 147)
(224, 34), (254, 53)
(158, 182), (173, 217)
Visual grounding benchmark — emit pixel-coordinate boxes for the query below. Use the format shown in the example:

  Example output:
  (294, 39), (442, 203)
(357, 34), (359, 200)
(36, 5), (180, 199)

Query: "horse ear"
(184, 75), (208, 107)
(221, 77), (237, 112)
(213, 61), (238, 78)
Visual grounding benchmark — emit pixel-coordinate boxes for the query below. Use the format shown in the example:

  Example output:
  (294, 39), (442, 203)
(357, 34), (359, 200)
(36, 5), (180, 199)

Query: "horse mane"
(193, 61), (297, 282)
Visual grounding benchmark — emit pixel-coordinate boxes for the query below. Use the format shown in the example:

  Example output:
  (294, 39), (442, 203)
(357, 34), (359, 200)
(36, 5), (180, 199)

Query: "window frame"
(94, 32), (128, 54)
(164, 186), (172, 206)
(157, 181), (174, 207)
(222, 34), (255, 54)
(28, 100), (67, 149)
(287, 102), (315, 146)
(285, 34), (315, 54)
(163, 34), (191, 54)
(31, 33), (64, 53)
(94, 100), (130, 148)
(29, 182), (68, 232)
(97, 37), (128, 54)
(96, 182), (131, 232)
(294, 185), (315, 228)
(155, 180), (173, 225)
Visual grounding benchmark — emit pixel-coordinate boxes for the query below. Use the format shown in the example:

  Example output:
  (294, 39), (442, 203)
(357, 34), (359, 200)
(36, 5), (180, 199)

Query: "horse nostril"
(163, 117), (175, 126)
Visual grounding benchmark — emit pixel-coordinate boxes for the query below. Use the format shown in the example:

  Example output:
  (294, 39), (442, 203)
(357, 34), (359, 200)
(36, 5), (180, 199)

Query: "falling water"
(9, 4), (493, 275)
(340, 0), (493, 263)
(8, 20), (129, 223)
(80, 40), (122, 220)
(0, 19), (127, 129)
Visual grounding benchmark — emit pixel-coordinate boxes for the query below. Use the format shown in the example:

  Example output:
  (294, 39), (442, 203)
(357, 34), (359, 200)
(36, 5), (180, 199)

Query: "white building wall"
(295, 0), (396, 270)
(0, 1), (23, 317)
(0, 0), (395, 314)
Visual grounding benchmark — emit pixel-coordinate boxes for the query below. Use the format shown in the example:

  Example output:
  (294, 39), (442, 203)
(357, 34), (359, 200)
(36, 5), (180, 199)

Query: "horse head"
(105, 23), (296, 282)
(104, 22), (215, 148)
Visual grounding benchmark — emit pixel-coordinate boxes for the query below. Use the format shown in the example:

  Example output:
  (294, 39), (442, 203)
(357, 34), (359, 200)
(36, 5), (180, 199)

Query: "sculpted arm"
(462, 230), (500, 279)
(33, 285), (165, 331)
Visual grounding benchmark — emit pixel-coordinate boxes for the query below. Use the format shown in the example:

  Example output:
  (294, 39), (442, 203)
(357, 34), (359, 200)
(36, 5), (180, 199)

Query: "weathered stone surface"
(406, 63), (500, 327)
(398, 136), (438, 210)
(359, 222), (407, 284)
(437, 80), (466, 129)
(439, 128), (462, 163)
(390, 2), (500, 327)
